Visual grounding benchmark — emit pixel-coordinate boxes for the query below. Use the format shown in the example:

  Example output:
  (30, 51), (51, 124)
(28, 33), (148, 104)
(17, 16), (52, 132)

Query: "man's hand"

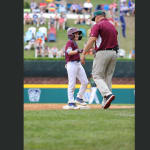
(80, 37), (97, 64)
(80, 53), (85, 65)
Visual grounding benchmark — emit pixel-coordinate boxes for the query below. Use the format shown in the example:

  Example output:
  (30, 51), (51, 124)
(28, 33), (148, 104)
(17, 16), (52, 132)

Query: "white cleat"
(101, 97), (106, 109)
(62, 103), (80, 110)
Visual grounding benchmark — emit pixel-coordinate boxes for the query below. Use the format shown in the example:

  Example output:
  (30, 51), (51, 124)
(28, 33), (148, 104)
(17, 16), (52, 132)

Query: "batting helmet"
(67, 27), (82, 40)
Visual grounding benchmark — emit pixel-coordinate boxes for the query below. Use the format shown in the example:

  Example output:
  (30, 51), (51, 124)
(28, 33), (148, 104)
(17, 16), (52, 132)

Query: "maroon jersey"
(65, 40), (80, 63)
(90, 18), (118, 52)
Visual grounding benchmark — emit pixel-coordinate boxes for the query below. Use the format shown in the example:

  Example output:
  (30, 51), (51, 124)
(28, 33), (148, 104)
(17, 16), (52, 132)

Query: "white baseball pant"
(66, 61), (89, 103)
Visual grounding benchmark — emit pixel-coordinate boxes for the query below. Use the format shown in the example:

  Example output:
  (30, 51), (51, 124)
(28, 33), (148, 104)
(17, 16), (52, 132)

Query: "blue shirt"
(59, 4), (66, 13)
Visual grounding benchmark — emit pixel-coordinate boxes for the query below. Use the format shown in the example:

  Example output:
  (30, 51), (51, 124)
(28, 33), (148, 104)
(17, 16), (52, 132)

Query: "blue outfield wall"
(24, 84), (135, 104)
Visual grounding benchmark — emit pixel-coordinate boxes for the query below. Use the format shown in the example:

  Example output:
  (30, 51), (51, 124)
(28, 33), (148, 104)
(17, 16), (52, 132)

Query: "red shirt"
(24, 14), (30, 20)
(65, 40), (80, 63)
(59, 18), (64, 24)
(40, 3), (47, 7)
(90, 18), (118, 52)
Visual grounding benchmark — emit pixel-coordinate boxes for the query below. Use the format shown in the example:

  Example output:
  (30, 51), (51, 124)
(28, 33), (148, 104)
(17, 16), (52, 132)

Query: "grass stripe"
(24, 109), (135, 150)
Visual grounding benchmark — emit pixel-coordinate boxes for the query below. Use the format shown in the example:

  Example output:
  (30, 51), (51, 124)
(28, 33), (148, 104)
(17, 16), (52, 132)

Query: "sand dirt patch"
(24, 104), (134, 110)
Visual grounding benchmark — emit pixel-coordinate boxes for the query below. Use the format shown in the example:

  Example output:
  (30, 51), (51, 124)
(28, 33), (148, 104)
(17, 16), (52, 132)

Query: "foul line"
(24, 84), (135, 89)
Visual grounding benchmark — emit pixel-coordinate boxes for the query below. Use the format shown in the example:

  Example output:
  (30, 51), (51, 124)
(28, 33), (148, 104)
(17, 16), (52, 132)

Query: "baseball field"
(24, 0), (135, 149)
(24, 104), (135, 150)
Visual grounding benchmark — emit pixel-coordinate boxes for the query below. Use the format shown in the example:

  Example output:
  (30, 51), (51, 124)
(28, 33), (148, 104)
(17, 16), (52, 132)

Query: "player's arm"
(67, 47), (82, 55)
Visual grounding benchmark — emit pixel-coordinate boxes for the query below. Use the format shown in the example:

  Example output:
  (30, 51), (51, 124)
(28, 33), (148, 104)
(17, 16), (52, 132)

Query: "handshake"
(76, 49), (83, 53)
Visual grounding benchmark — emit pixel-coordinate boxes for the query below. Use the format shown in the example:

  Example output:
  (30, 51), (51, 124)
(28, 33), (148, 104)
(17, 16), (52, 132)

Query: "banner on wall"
(24, 84), (135, 104)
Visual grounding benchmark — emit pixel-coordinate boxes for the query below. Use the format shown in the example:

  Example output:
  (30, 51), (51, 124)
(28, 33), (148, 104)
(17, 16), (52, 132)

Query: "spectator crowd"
(28, 0), (94, 15)
(24, 0), (135, 58)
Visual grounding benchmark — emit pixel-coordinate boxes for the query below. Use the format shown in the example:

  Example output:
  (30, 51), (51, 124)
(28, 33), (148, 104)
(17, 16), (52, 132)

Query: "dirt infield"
(24, 77), (135, 84)
(24, 104), (134, 110)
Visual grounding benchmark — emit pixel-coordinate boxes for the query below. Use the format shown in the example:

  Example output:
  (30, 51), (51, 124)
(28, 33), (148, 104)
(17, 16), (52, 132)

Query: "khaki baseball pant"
(92, 50), (117, 97)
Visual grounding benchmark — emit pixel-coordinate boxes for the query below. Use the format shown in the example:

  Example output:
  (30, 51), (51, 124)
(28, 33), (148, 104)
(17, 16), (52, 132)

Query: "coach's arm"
(81, 37), (97, 64)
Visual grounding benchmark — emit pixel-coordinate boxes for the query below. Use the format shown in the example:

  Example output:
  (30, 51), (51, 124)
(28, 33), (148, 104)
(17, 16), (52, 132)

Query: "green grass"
(24, 108), (135, 150)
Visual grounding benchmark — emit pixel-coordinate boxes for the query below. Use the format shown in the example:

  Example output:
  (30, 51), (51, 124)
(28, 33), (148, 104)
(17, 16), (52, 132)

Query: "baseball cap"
(91, 10), (105, 21)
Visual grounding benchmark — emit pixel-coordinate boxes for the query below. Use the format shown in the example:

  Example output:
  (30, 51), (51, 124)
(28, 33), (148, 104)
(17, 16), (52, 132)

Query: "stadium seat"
(39, 27), (47, 37)
(48, 26), (56, 35)
(24, 30), (33, 43)
(47, 33), (56, 42)
(28, 27), (36, 36)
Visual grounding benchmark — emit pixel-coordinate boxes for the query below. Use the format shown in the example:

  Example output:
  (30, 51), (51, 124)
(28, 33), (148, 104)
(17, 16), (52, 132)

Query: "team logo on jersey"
(28, 88), (41, 102)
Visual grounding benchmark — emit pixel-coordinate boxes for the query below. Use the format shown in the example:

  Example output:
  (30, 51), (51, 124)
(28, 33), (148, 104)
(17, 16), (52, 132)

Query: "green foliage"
(24, 108), (135, 150)
(24, 1), (30, 9)
(24, 57), (134, 61)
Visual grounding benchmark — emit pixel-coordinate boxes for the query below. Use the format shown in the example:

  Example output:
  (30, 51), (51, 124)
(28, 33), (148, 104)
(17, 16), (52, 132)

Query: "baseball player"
(81, 10), (119, 109)
(63, 27), (89, 110)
